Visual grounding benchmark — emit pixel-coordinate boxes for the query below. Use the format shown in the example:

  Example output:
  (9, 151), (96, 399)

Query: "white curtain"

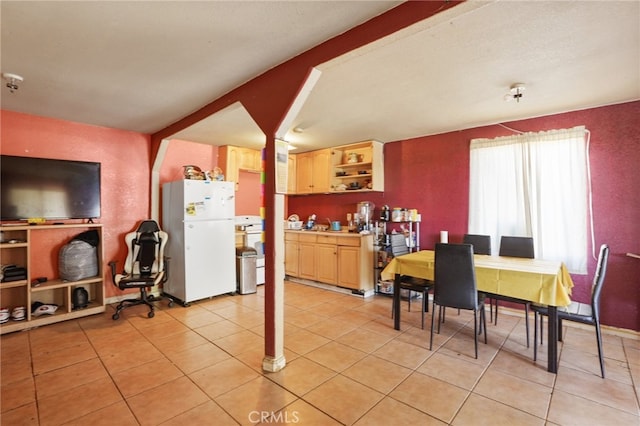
(469, 126), (588, 274)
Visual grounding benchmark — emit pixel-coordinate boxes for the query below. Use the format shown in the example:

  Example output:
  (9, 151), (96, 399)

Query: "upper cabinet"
(295, 148), (332, 194)
(290, 141), (384, 195)
(239, 147), (262, 171)
(219, 145), (262, 190)
(331, 140), (384, 193)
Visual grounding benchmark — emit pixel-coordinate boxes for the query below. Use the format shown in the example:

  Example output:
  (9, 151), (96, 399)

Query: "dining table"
(380, 249), (574, 373)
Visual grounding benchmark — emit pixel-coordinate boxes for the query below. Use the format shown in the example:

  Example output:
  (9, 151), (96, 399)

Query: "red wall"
(160, 139), (219, 184)
(158, 139), (261, 216)
(1, 110), (151, 298)
(288, 101), (640, 331)
(0, 115), (263, 300)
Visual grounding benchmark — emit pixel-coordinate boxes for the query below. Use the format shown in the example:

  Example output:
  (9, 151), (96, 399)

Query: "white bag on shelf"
(59, 240), (98, 281)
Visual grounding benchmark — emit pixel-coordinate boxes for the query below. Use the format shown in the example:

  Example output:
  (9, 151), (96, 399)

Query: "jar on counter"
(392, 207), (402, 222)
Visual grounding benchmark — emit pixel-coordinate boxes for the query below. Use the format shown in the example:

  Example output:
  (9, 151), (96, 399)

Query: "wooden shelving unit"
(330, 140), (384, 193)
(0, 223), (105, 334)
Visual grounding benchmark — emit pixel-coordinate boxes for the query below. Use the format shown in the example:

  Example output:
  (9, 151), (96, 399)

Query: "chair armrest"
(108, 261), (118, 286)
(162, 256), (170, 283)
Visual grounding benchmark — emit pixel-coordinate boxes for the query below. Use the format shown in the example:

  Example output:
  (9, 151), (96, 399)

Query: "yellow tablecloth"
(380, 250), (573, 307)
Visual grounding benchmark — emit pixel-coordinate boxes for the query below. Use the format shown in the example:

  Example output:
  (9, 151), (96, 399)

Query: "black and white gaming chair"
(109, 220), (172, 319)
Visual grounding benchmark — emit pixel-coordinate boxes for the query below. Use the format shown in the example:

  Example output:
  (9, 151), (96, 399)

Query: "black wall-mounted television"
(1, 155), (101, 221)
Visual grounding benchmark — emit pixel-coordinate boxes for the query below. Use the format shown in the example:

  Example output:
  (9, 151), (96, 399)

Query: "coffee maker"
(356, 201), (375, 232)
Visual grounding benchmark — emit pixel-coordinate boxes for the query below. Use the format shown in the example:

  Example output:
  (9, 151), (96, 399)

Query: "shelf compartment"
(330, 140), (384, 192)
(1, 280), (28, 289)
(31, 276), (102, 292)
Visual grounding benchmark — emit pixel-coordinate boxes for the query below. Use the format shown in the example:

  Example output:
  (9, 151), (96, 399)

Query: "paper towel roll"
(440, 231), (448, 243)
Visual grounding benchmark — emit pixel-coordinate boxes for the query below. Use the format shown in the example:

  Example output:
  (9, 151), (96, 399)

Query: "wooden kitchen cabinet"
(331, 140), (384, 192)
(239, 147), (262, 171)
(219, 145), (240, 184)
(316, 243), (338, 284)
(284, 232), (299, 276)
(296, 148), (332, 194)
(297, 234), (317, 280)
(284, 231), (374, 295)
(289, 140), (384, 196)
(337, 245), (361, 290)
(219, 145), (262, 189)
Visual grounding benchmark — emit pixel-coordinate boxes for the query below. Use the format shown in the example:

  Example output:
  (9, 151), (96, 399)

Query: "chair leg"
(595, 321), (605, 378)
(482, 306), (487, 344)
(524, 303), (530, 348)
(494, 299), (499, 325)
(419, 293), (424, 330)
(489, 297), (494, 323)
(429, 303), (437, 351)
(533, 311), (539, 362)
(420, 291), (428, 330)
(473, 310), (478, 359)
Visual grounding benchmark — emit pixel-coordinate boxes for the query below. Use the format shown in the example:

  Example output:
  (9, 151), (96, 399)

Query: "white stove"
(235, 215), (264, 285)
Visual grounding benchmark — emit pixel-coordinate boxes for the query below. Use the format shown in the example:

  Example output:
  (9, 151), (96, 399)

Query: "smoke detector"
(2, 73), (24, 93)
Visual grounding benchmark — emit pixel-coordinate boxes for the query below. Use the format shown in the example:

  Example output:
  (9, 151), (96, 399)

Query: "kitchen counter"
(285, 230), (374, 296)
(284, 229), (369, 237)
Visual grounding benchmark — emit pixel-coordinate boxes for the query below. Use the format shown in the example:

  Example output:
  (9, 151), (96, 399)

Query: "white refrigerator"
(162, 179), (236, 305)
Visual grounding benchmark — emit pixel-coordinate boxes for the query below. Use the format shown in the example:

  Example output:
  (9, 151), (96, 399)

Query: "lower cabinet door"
(315, 244), (337, 284)
(298, 242), (316, 280)
(338, 246), (361, 289)
(285, 241), (299, 277)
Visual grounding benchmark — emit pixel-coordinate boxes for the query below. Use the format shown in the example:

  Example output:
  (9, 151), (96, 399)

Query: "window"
(468, 126), (589, 273)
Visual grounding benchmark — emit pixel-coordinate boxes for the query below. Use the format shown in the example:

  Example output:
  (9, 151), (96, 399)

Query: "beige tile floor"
(1, 281), (639, 425)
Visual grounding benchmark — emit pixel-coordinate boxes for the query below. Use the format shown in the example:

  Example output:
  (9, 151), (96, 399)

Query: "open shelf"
(0, 223), (105, 335)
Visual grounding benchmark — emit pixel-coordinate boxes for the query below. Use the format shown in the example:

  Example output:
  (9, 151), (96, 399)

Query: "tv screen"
(1, 155), (101, 221)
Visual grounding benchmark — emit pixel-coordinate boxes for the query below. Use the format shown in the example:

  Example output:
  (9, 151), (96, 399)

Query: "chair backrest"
(591, 244), (609, 320)
(499, 236), (534, 258)
(434, 243), (478, 310)
(390, 233), (409, 257)
(123, 220), (168, 276)
(462, 234), (491, 255)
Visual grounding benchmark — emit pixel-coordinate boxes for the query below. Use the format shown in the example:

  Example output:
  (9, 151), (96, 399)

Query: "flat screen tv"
(1, 155), (101, 221)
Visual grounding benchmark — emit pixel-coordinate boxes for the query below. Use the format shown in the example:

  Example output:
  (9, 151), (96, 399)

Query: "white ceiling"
(2, 1), (639, 153)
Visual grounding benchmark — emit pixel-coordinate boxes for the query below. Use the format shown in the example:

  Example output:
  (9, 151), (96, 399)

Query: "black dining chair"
(462, 234), (492, 256)
(430, 243), (487, 359)
(438, 234), (492, 323)
(487, 236), (534, 347)
(389, 233), (433, 329)
(533, 244), (609, 378)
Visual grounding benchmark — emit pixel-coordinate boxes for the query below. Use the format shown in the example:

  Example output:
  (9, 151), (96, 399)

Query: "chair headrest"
(136, 220), (161, 234)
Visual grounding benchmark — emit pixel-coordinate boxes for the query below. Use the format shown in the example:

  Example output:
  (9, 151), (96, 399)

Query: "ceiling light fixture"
(2, 72), (24, 93)
(504, 83), (526, 103)
(292, 127), (304, 134)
